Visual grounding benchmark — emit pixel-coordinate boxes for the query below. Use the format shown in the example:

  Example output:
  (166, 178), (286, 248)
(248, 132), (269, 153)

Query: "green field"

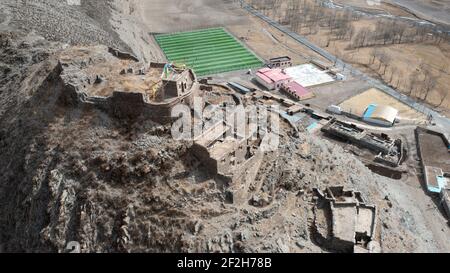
(155, 28), (264, 76)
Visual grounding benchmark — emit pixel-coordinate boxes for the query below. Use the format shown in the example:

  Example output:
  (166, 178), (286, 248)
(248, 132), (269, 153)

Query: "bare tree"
(408, 69), (421, 96)
(422, 70), (438, 102)
(378, 53), (391, 75)
(369, 48), (378, 65)
(394, 71), (403, 88)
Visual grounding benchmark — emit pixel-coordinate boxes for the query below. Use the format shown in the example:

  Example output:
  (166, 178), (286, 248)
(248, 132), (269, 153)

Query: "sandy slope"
(136, 0), (250, 33)
(389, 0), (450, 26)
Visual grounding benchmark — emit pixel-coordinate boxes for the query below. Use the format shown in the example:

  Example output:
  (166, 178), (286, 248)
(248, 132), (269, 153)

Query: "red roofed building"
(281, 81), (315, 101)
(255, 68), (292, 90)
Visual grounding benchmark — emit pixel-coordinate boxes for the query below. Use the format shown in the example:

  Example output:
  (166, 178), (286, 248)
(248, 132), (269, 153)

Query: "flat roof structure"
(282, 81), (314, 101)
(424, 166), (448, 193)
(363, 104), (377, 119)
(256, 68), (291, 84)
(285, 64), (335, 87)
(155, 28), (263, 76)
(363, 104), (398, 124)
(441, 188), (450, 221)
(270, 56), (291, 62)
(416, 127), (450, 196)
(416, 127), (450, 173)
(268, 56), (292, 68)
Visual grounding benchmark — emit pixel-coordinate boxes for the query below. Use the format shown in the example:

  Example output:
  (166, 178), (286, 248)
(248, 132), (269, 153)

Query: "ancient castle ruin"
(58, 46), (199, 123)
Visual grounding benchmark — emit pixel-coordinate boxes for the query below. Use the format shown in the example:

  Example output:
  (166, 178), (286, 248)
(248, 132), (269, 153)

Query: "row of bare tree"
(368, 49), (446, 107)
(244, 0), (449, 108)
(246, 0), (450, 47)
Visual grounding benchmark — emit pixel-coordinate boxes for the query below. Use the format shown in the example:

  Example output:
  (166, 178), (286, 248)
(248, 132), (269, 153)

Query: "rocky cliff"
(0, 1), (442, 253)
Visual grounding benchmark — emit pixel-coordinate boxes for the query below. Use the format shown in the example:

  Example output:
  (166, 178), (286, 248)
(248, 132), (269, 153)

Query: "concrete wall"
(415, 127), (450, 194)
(416, 127), (450, 152)
(108, 47), (139, 62)
(60, 81), (193, 123)
(314, 187), (377, 253)
(440, 189), (450, 221)
(162, 69), (193, 99)
(191, 143), (219, 175)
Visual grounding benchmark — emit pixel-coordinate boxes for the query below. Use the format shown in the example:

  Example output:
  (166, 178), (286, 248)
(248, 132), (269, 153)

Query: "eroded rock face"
(0, 0), (442, 251)
(1, 0), (164, 63)
(0, 31), (425, 253)
(1, 0), (129, 52)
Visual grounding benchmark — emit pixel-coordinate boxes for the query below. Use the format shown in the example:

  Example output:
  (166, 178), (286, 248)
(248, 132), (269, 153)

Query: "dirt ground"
(306, 77), (371, 109)
(1, 0), (448, 253)
(339, 88), (427, 121)
(252, 0), (450, 117)
(312, 29), (450, 116)
(227, 18), (317, 64)
(417, 131), (450, 172)
(110, 0), (450, 252)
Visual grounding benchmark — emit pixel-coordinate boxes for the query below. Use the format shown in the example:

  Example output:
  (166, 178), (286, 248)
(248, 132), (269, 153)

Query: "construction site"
(0, 0), (448, 254)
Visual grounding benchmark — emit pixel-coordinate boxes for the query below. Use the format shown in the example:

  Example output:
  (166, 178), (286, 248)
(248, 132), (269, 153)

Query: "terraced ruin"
(0, 0), (448, 254)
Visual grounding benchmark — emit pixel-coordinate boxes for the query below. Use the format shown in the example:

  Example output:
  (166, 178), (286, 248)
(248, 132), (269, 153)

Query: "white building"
(363, 104), (398, 127)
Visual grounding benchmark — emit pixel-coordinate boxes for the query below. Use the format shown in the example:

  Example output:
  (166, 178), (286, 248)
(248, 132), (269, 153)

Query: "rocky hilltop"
(0, 0), (444, 252)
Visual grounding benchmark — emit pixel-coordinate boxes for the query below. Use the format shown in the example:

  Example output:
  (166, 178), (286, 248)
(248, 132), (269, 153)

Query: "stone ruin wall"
(58, 61), (198, 123)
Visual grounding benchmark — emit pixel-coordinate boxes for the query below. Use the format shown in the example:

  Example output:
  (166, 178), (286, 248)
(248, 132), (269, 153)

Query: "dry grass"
(252, 0), (450, 117)
(308, 25), (450, 116)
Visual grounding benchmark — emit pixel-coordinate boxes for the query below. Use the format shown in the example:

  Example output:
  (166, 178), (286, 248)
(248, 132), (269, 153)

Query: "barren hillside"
(0, 0), (448, 253)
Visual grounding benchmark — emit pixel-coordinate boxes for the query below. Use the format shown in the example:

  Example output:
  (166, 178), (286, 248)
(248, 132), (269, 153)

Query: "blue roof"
(428, 175), (448, 193)
(280, 111), (305, 124)
(307, 122), (318, 132)
(228, 82), (250, 94)
(363, 104), (377, 119)
(437, 175), (448, 189)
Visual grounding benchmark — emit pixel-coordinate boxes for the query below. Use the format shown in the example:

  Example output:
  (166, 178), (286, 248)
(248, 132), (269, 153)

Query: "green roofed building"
(155, 28), (264, 76)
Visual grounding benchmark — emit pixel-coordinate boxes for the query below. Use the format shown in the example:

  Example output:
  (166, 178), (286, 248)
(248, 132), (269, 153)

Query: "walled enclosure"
(415, 127), (450, 195)
(58, 46), (199, 123)
(313, 187), (378, 253)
